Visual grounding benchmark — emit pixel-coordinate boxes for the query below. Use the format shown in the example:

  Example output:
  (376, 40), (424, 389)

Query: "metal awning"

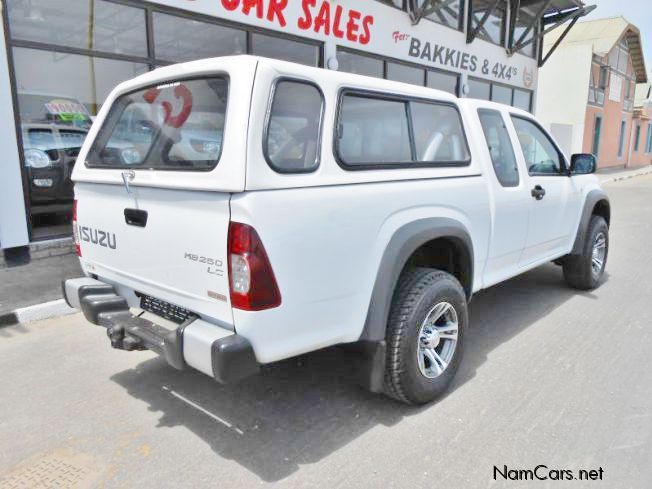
(408, 1), (596, 67)
(507, 1), (596, 66)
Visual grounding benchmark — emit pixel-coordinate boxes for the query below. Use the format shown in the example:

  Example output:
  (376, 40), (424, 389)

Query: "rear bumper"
(63, 277), (259, 383)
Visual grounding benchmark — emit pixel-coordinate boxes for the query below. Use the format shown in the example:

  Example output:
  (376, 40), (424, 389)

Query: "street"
(1, 174), (651, 489)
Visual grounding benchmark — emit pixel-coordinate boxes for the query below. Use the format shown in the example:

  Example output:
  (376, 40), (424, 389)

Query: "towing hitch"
(105, 321), (147, 351)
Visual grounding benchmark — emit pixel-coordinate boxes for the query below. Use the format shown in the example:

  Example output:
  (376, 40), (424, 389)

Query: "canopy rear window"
(87, 77), (228, 171)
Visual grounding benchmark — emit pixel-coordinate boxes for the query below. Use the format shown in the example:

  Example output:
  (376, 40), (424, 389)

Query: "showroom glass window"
(427, 70), (459, 95)
(513, 89), (532, 111)
(153, 12), (246, 63)
(6, 0), (149, 240)
(468, 78), (491, 100)
(250, 33), (320, 66)
(386, 62), (425, 86)
(5, 0), (322, 240)
(491, 84), (512, 105)
(7, 0), (147, 56)
(337, 49), (384, 79)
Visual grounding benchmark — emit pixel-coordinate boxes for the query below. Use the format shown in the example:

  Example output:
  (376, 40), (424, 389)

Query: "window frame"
(262, 77), (326, 174)
(477, 108), (520, 188)
(333, 87), (472, 171)
(85, 74), (230, 172)
(509, 114), (569, 176)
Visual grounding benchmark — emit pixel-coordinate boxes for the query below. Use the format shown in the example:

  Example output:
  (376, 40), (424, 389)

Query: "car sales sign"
(161, 0), (537, 89)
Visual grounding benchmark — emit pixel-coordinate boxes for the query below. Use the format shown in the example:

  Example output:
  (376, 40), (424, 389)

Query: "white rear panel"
(76, 183), (233, 327)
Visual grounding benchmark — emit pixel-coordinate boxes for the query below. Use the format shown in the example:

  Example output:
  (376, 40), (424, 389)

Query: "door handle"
(531, 185), (546, 201)
(124, 208), (148, 228)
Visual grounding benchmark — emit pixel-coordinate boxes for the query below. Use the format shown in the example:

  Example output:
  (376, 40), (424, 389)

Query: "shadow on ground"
(111, 263), (604, 482)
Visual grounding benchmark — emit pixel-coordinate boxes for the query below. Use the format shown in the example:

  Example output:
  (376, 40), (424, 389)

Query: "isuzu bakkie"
(63, 56), (610, 404)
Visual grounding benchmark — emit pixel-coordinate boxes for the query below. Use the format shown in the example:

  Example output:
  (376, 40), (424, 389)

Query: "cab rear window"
(87, 77), (228, 171)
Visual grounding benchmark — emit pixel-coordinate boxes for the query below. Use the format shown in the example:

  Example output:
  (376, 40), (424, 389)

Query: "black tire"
(384, 267), (468, 405)
(563, 215), (609, 290)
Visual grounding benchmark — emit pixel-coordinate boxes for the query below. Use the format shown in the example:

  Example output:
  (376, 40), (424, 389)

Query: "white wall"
(546, 122), (585, 159)
(536, 43), (593, 125)
(0, 7), (29, 249)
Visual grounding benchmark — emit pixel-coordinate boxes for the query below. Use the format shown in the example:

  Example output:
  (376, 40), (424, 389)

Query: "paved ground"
(597, 164), (652, 184)
(1, 175), (651, 488)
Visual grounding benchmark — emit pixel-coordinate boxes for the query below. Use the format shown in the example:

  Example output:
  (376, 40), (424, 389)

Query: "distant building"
(537, 17), (649, 169)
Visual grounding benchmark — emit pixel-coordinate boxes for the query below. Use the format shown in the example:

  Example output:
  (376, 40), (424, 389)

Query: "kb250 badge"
(184, 252), (224, 277)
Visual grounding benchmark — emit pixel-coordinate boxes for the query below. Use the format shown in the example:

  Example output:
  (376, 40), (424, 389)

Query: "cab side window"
(338, 95), (413, 165)
(511, 116), (564, 175)
(336, 91), (470, 169)
(478, 109), (519, 187)
(411, 102), (469, 163)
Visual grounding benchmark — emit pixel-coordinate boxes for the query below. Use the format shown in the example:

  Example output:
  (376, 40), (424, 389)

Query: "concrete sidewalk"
(598, 164), (652, 183)
(0, 253), (81, 322)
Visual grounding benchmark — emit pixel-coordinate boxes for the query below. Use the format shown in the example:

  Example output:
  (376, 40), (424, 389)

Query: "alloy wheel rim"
(417, 302), (459, 379)
(591, 232), (607, 277)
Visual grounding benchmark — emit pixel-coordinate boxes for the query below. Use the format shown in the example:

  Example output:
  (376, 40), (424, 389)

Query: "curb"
(599, 167), (652, 184)
(0, 299), (76, 327)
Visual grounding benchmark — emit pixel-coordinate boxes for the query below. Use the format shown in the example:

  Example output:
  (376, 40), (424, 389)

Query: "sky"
(584, 0), (652, 72)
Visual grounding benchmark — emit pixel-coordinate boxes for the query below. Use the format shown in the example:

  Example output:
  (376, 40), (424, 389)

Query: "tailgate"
(75, 182), (233, 325)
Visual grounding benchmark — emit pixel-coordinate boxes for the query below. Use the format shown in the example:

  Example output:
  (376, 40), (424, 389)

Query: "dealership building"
(0, 0), (592, 251)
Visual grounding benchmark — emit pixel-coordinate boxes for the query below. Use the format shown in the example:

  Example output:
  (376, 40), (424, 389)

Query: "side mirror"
(570, 153), (597, 175)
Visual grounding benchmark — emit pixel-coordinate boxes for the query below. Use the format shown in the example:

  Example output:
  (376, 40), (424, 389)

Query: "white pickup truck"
(63, 56), (610, 405)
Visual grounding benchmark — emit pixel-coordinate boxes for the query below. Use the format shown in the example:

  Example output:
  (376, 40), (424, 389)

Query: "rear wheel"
(384, 268), (467, 405)
(563, 216), (609, 290)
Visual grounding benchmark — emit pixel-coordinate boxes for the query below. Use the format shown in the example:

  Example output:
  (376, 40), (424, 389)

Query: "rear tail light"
(72, 199), (81, 257)
(227, 222), (281, 311)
